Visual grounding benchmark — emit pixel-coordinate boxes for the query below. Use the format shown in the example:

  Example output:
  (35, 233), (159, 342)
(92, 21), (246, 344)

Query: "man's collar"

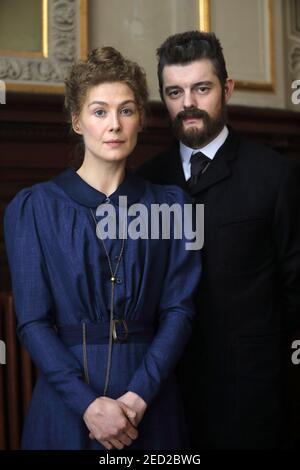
(180, 125), (229, 180)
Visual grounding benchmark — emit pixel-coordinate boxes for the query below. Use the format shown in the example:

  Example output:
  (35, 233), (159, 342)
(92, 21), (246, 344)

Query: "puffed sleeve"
(127, 186), (202, 404)
(4, 188), (98, 416)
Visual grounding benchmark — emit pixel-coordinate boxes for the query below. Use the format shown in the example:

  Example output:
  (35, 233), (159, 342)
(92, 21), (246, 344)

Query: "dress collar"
(53, 167), (146, 208)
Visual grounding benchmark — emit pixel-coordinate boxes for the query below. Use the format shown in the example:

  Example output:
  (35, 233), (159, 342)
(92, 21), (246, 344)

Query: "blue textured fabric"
(4, 169), (201, 450)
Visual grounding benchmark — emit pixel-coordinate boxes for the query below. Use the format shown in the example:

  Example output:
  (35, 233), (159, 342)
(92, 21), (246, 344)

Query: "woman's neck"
(76, 157), (126, 196)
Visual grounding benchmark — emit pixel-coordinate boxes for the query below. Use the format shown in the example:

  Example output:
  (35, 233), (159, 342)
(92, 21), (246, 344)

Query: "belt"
(57, 320), (154, 346)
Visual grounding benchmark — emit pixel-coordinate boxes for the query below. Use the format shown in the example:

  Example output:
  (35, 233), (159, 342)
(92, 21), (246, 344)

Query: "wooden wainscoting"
(0, 292), (36, 450)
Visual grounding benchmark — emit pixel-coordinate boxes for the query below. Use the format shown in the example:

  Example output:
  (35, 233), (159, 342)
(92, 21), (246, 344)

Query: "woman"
(4, 47), (201, 450)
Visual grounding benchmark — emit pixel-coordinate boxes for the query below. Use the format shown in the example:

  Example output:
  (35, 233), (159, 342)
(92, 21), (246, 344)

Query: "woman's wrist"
(125, 391), (147, 412)
(118, 391), (147, 425)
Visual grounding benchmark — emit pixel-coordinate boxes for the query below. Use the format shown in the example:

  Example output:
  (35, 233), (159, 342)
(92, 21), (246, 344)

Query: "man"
(138, 31), (300, 449)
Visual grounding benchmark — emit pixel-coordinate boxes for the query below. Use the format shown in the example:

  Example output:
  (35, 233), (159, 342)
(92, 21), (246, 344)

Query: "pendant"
(110, 276), (116, 283)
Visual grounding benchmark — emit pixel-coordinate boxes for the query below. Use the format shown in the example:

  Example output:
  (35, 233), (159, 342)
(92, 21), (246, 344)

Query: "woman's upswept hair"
(65, 46), (149, 121)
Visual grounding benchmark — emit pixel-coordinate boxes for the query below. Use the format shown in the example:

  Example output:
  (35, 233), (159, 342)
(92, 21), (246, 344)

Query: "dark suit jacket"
(138, 130), (300, 449)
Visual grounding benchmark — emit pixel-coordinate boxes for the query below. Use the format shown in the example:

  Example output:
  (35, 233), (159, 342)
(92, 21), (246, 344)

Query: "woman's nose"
(108, 112), (121, 132)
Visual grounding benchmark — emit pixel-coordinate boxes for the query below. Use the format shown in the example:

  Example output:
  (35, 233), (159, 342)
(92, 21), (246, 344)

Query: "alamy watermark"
(94, 197), (204, 251)
(291, 339), (300, 365)
(0, 340), (6, 365)
(291, 80), (300, 105)
(0, 80), (6, 104)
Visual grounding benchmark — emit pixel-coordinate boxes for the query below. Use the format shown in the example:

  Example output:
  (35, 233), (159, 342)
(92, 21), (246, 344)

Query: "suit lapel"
(189, 130), (240, 196)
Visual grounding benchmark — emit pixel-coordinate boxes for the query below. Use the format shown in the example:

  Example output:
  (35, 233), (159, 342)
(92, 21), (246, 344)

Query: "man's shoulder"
(231, 130), (288, 170)
(235, 131), (281, 158)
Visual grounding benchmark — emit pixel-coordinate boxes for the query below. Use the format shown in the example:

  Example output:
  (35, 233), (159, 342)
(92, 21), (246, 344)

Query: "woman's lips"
(104, 140), (125, 147)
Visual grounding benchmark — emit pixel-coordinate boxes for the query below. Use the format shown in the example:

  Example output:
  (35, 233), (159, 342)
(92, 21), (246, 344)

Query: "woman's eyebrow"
(88, 99), (137, 107)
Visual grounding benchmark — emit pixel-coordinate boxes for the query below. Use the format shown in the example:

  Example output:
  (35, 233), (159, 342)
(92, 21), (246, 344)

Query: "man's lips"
(182, 117), (202, 124)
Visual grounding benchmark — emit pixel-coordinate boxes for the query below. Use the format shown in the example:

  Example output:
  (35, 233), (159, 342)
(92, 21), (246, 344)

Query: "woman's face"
(72, 81), (142, 165)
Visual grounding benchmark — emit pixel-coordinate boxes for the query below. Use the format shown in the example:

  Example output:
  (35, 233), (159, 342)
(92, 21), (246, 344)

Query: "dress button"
(116, 278), (123, 284)
(105, 197), (110, 203)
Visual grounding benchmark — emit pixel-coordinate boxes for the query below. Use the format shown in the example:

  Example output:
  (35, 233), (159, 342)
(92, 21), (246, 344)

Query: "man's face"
(162, 59), (234, 148)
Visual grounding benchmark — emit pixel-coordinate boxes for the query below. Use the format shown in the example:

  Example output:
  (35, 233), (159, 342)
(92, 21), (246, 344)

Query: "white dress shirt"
(180, 125), (229, 181)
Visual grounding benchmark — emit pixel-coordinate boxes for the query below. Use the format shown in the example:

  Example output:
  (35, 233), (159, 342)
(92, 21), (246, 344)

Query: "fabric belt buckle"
(112, 319), (128, 343)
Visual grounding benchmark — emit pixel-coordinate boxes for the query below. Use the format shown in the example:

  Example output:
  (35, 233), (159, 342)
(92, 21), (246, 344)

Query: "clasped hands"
(83, 391), (147, 450)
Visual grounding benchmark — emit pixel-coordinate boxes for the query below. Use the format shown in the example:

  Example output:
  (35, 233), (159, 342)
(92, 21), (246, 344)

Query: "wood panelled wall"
(1, 93), (300, 291)
(0, 93), (300, 449)
(0, 292), (37, 450)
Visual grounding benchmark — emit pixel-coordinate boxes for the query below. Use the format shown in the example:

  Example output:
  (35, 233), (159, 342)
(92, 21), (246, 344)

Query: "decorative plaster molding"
(290, 45), (300, 75)
(0, 0), (87, 93)
(285, 0), (300, 110)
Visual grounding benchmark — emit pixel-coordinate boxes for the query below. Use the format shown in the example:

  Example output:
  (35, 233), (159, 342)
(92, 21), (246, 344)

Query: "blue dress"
(4, 169), (201, 450)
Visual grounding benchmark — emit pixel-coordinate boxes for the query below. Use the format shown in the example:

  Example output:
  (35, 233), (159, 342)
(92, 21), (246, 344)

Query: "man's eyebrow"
(88, 99), (137, 107)
(164, 81), (213, 92)
(192, 81), (213, 87)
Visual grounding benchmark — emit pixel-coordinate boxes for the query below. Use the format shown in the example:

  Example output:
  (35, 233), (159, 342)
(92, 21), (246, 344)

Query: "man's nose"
(183, 90), (196, 109)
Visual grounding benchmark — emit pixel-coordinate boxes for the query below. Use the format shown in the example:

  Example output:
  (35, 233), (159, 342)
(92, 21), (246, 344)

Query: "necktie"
(189, 151), (211, 188)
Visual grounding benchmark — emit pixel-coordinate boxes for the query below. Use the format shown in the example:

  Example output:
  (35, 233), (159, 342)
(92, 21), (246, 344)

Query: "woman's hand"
(83, 396), (138, 450)
(117, 391), (147, 427)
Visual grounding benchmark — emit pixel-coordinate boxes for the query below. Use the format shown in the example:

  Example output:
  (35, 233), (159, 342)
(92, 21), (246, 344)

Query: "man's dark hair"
(157, 31), (228, 98)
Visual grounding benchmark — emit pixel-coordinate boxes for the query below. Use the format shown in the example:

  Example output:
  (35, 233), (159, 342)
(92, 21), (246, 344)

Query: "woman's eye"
(94, 109), (106, 117)
(120, 108), (134, 116)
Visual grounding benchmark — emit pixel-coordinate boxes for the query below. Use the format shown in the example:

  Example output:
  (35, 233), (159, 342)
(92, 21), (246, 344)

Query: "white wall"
(210, 0), (286, 109)
(88, 0), (295, 110)
(89, 0), (198, 100)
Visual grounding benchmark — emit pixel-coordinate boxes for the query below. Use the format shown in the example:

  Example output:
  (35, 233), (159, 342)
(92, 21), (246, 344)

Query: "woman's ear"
(71, 115), (82, 135)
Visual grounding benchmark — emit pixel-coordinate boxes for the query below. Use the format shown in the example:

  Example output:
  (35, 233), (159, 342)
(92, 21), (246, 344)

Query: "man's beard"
(172, 104), (227, 149)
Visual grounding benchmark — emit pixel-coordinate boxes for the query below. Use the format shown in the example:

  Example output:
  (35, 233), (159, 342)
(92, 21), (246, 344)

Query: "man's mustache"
(175, 107), (209, 123)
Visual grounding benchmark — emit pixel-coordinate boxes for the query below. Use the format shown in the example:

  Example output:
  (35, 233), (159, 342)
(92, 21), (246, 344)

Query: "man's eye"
(95, 109), (106, 117)
(169, 90), (181, 98)
(197, 87), (209, 93)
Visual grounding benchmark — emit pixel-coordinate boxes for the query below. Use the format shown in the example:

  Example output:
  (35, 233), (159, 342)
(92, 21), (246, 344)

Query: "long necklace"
(90, 207), (126, 395)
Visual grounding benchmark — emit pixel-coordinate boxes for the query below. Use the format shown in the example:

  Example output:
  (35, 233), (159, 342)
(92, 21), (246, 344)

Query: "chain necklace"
(90, 207), (126, 395)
